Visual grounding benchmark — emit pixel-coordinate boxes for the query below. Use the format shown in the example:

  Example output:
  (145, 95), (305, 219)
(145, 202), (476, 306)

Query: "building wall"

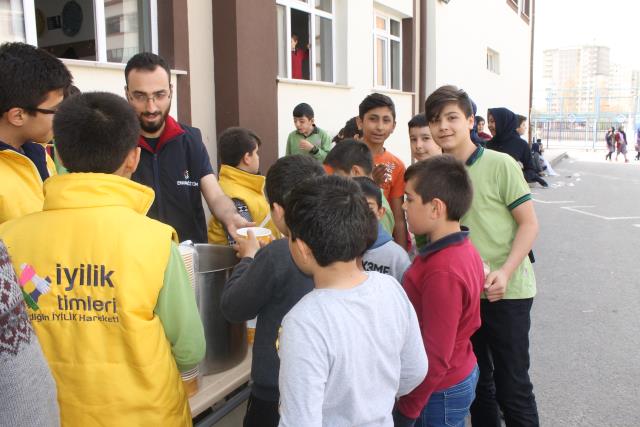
(276, 0), (415, 166)
(187, 0), (217, 167)
(425, 0), (532, 118)
(61, 59), (181, 119)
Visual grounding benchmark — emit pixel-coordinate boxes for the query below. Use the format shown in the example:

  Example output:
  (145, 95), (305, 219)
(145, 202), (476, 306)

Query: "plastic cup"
(236, 227), (272, 245)
(180, 367), (200, 397)
(246, 318), (257, 345)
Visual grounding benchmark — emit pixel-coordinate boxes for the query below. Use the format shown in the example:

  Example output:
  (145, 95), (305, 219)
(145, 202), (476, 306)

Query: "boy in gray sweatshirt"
(355, 176), (411, 283)
(278, 175), (427, 427)
(220, 155), (325, 427)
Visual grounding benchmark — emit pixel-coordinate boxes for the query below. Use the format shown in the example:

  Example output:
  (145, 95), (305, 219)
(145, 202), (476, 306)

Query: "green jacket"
(286, 126), (332, 161)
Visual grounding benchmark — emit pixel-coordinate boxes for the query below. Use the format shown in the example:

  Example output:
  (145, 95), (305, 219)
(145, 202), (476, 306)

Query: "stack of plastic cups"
(178, 241), (201, 394)
(181, 367), (199, 397)
(178, 242), (197, 291)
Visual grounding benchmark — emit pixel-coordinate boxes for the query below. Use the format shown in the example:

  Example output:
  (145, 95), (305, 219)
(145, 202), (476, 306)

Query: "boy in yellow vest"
(0, 92), (205, 426)
(0, 42), (72, 224)
(207, 127), (280, 244)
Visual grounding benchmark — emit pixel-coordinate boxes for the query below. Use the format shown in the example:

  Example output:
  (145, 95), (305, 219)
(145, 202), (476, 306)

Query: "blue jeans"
(415, 365), (479, 427)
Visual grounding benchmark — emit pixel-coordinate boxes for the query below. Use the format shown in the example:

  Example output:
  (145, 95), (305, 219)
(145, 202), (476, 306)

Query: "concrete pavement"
(528, 150), (640, 426)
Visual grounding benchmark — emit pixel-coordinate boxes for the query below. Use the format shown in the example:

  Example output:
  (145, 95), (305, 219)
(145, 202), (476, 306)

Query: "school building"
(1, 0), (534, 169)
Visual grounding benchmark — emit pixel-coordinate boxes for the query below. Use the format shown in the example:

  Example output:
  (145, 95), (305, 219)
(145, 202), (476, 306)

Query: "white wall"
(277, 0), (415, 166)
(62, 60), (181, 118)
(375, 0), (413, 18)
(425, 0), (532, 119)
(188, 0), (217, 166)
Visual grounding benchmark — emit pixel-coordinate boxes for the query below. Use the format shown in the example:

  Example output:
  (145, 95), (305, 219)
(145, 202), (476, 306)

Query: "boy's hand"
(298, 139), (315, 152)
(484, 268), (509, 302)
(232, 229), (261, 259)
(372, 164), (388, 186)
(226, 213), (253, 236)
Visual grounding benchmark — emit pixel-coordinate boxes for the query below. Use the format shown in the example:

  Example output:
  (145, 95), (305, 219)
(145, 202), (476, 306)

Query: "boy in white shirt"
(277, 175), (427, 427)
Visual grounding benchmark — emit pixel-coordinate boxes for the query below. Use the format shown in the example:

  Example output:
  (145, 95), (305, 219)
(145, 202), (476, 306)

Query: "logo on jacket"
(18, 263), (52, 311)
(177, 169), (198, 187)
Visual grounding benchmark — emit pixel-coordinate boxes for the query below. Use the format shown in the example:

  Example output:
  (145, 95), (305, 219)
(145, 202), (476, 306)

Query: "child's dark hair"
(424, 85), (474, 123)
(64, 85), (81, 99)
(408, 113), (428, 129)
(0, 42), (72, 116)
(218, 127), (261, 167)
(324, 140), (373, 175)
(53, 92), (140, 174)
(293, 102), (314, 119)
(353, 176), (382, 208)
(285, 175), (377, 267)
(125, 52), (171, 85)
(333, 117), (362, 143)
(265, 155), (325, 208)
(517, 114), (527, 126)
(475, 115), (485, 124)
(358, 93), (396, 120)
(404, 154), (473, 221)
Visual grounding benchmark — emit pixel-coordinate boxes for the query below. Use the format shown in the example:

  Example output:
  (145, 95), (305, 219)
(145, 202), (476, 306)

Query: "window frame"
(520, 0), (531, 23)
(373, 11), (402, 91)
(276, 0), (336, 84)
(10, 0), (158, 64)
(506, 0), (518, 13)
(487, 48), (500, 75)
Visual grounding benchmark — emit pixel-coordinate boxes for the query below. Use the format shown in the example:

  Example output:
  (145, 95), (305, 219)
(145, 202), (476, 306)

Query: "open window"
(276, 0), (334, 83)
(0, 0), (156, 64)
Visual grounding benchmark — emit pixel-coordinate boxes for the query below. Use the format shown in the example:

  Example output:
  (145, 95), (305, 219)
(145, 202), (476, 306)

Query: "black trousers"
(470, 298), (539, 427)
(243, 393), (280, 427)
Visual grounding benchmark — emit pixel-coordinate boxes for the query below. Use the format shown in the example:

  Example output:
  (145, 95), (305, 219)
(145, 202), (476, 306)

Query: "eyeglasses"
(24, 107), (58, 115)
(128, 89), (172, 104)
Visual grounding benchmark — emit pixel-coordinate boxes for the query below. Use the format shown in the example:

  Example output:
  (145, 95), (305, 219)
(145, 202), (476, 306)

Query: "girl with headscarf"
(605, 126), (615, 161)
(487, 108), (548, 187)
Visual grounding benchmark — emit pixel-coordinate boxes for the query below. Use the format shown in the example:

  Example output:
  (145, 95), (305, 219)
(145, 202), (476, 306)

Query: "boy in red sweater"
(394, 155), (484, 427)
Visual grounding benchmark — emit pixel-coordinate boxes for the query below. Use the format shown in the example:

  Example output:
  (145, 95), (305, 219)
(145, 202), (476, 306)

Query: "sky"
(534, 0), (640, 68)
(533, 0), (639, 100)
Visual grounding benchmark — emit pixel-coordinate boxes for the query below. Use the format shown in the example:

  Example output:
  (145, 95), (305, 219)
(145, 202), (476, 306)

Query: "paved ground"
(528, 150), (640, 426)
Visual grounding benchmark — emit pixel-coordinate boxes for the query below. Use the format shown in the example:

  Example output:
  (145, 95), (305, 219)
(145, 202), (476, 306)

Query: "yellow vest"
(207, 165), (281, 244)
(0, 147), (56, 224)
(0, 173), (191, 427)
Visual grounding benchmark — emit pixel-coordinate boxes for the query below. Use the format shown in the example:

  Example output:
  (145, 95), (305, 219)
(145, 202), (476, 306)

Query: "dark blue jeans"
(415, 365), (479, 427)
(470, 298), (539, 427)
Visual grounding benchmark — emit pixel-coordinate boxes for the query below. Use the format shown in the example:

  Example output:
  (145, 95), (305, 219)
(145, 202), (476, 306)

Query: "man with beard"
(125, 52), (247, 243)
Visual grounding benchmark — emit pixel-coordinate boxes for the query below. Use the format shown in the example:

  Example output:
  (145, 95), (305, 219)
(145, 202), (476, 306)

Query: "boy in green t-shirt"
(424, 85), (540, 426)
(285, 102), (332, 161)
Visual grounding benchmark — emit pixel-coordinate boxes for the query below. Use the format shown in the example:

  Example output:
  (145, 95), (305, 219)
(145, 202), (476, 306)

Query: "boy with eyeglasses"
(0, 42), (72, 224)
(125, 52), (248, 243)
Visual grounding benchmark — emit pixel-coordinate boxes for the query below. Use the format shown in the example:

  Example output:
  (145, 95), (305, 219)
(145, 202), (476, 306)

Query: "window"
(521, 0), (530, 19)
(487, 48), (500, 74)
(374, 12), (401, 90)
(0, 0), (157, 64)
(276, 0), (334, 83)
(0, 0), (26, 42)
(506, 0), (518, 12)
